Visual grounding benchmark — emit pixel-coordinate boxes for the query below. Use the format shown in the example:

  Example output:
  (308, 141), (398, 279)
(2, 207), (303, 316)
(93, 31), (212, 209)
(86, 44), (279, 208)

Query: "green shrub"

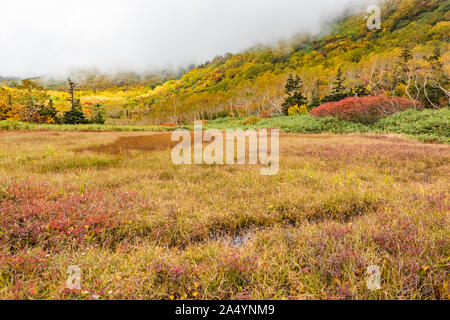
(373, 108), (450, 137)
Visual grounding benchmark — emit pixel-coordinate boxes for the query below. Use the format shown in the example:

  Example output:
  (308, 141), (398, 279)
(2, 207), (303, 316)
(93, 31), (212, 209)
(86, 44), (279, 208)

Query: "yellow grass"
(0, 131), (448, 300)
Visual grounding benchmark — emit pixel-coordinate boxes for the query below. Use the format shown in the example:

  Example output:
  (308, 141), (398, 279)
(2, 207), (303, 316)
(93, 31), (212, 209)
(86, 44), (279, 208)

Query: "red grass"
(310, 95), (421, 124)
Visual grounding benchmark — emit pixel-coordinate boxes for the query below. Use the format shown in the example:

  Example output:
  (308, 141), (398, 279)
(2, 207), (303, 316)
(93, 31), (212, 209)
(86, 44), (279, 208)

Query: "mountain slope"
(1, 0), (449, 125)
(129, 0), (448, 124)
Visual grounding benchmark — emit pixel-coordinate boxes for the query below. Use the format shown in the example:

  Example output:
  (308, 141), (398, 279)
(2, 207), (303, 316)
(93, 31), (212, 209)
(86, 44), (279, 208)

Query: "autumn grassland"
(0, 130), (448, 299)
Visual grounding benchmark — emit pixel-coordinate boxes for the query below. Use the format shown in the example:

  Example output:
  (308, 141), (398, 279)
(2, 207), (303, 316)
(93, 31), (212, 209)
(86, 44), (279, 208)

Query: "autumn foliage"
(259, 110), (273, 119)
(310, 95), (421, 124)
(0, 180), (142, 250)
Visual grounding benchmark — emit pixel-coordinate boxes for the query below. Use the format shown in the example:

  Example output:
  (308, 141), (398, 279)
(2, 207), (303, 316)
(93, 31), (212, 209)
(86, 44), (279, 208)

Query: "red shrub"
(152, 263), (186, 281)
(371, 216), (425, 256)
(310, 95), (421, 124)
(221, 251), (259, 277)
(0, 249), (49, 275)
(0, 180), (142, 250)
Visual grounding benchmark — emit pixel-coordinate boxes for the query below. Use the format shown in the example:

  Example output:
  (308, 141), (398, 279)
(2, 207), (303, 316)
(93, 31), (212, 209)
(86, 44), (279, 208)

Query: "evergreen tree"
(91, 104), (106, 124)
(38, 99), (59, 123)
(67, 77), (76, 107)
(63, 78), (88, 124)
(284, 74), (302, 96)
(429, 47), (445, 83)
(63, 98), (88, 124)
(322, 68), (347, 103)
(281, 74), (307, 115)
(308, 96), (321, 110)
(390, 48), (413, 96)
(331, 68), (346, 98)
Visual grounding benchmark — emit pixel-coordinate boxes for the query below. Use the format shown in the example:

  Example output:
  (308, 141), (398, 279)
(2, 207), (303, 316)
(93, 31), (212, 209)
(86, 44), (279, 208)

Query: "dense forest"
(1, 0), (449, 125)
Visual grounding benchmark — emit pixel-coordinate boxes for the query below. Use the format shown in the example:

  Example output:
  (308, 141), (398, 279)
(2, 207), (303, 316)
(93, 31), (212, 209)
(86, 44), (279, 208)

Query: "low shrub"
(310, 95), (421, 124)
(288, 104), (309, 116)
(0, 180), (143, 250)
(242, 117), (261, 125)
(259, 110), (273, 119)
(373, 108), (450, 140)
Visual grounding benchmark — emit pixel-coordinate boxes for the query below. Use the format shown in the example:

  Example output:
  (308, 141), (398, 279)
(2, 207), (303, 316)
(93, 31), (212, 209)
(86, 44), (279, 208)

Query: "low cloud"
(0, 0), (379, 77)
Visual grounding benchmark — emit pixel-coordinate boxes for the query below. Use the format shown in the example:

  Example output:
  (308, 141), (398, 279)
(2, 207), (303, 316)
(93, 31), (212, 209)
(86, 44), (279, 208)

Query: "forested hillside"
(1, 0), (449, 125)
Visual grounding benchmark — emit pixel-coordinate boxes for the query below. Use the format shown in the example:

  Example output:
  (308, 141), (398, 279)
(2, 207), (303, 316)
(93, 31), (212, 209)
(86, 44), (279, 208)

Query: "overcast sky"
(0, 0), (378, 77)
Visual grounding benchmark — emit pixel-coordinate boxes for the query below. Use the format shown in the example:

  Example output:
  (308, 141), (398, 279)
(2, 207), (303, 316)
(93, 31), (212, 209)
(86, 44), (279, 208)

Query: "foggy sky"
(0, 0), (379, 77)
